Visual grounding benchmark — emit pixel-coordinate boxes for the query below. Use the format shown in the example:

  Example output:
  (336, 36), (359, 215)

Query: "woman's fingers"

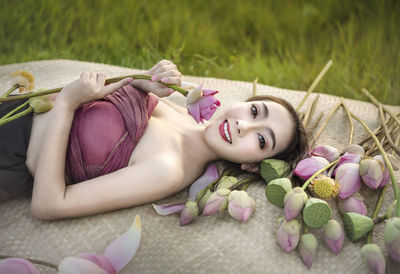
(151, 70), (181, 85)
(147, 59), (173, 75)
(152, 64), (178, 76)
(102, 77), (133, 96)
(96, 73), (106, 86)
(159, 76), (181, 86)
(81, 72), (90, 79)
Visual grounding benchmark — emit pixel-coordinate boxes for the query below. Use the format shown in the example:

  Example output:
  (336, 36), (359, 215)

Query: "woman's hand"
(56, 72), (133, 110)
(131, 59), (182, 97)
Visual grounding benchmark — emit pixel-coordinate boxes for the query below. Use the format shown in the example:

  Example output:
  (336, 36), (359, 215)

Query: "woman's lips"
(219, 120), (232, 144)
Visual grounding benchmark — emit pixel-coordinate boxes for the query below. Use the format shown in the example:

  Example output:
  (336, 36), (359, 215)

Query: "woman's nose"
(236, 119), (258, 135)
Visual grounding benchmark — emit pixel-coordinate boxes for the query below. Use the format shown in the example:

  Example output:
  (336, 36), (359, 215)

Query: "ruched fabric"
(65, 85), (158, 183)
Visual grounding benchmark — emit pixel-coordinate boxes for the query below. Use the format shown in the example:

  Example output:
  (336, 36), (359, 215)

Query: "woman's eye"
(251, 104), (258, 118)
(258, 134), (265, 149)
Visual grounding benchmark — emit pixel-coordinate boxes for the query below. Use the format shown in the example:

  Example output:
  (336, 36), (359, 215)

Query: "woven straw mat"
(0, 60), (399, 274)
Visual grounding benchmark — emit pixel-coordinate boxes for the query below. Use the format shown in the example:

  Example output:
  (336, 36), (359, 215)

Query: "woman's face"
(204, 100), (295, 163)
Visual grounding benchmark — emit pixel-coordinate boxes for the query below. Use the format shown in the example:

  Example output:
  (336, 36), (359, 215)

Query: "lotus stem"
(303, 94), (320, 127)
(0, 254), (57, 270)
(341, 101), (354, 145)
(301, 159), (340, 190)
(366, 185), (388, 244)
(1, 84), (19, 99)
(0, 106), (33, 126)
(0, 100), (30, 121)
(379, 104), (400, 156)
(309, 112), (323, 132)
(253, 77), (258, 97)
(351, 112), (400, 217)
(296, 60), (333, 111)
(358, 112), (399, 146)
(229, 176), (258, 191)
(311, 99), (343, 146)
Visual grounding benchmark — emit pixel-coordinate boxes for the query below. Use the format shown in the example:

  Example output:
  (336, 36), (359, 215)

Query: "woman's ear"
(240, 163), (260, 173)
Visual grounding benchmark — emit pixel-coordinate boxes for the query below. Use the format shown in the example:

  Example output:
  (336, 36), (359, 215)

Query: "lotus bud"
(373, 155), (391, 187)
(386, 200), (398, 219)
(265, 178), (292, 207)
(197, 189), (212, 211)
(28, 93), (54, 113)
(332, 152), (362, 177)
(216, 176), (238, 190)
(335, 163), (362, 199)
(302, 198), (332, 228)
(276, 217), (301, 252)
(343, 212), (374, 241)
(228, 190), (256, 222)
(298, 233), (318, 268)
(294, 156), (329, 180)
(338, 193), (368, 216)
(342, 144), (365, 155)
(384, 217), (400, 262)
(283, 187), (308, 221)
(323, 219), (344, 255)
(260, 159), (291, 184)
(361, 244), (386, 274)
(311, 145), (340, 163)
(0, 258), (39, 274)
(359, 157), (384, 189)
(202, 188), (231, 216)
(180, 201), (199, 226)
(308, 174), (340, 199)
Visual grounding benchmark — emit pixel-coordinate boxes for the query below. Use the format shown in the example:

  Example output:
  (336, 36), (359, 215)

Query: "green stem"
(1, 84), (19, 98)
(301, 159), (340, 191)
(229, 176), (258, 191)
(366, 185), (388, 244)
(0, 74), (189, 103)
(0, 107), (33, 126)
(373, 214), (387, 225)
(351, 112), (400, 217)
(0, 100), (30, 121)
(0, 254), (57, 270)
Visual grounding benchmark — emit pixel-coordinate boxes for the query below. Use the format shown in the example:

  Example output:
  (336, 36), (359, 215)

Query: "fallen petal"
(152, 202), (185, 215)
(189, 164), (219, 201)
(58, 257), (107, 274)
(78, 254), (116, 274)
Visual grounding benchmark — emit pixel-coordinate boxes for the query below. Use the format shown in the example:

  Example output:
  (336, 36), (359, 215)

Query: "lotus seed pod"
(343, 212), (374, 241)
(260, 159), (291, 184)
(28, 93), (54, 113)
(302, 198), (332, 228)
(265, 177), (293, 207)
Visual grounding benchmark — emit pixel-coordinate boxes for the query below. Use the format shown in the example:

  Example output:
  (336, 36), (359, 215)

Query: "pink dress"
(65, 85), (158, 183)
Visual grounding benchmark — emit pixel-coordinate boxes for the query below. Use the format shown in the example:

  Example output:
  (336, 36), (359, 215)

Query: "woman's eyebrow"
(261, 103), (276, 149)
(262, 102), (269, 118)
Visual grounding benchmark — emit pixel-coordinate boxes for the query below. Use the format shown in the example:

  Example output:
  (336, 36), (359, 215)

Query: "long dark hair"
(246, 95), (310, 168)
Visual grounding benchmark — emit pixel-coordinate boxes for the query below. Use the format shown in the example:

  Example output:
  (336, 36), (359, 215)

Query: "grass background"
(1, 0), (399, 105)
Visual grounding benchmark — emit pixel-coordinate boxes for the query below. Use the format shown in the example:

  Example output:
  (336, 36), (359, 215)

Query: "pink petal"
(152, 202), (185, 215)
(103, 215), (142, 272)
(0, 258), (40, 274)
(187, 103), (201, 123)
(202, 197), (225, 216)
(202, 89), (219, 96)
(78, 254), (116, 274)
(189, 164), (218, 201)
(58, 257), (107, 274)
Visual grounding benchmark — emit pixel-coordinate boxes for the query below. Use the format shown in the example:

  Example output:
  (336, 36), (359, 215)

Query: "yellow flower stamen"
(11, 70), (35, 93)
(309, 175), (340, 199)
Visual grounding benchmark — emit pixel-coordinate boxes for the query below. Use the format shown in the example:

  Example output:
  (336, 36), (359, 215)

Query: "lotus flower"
(359, 157), (384, 189)
(228, 190), (256, 222)
(180, 201), (199, 226)
(311, 145), (340, 163)
(338, 193), (368, 216)
(202, 188), (231, 216)
(308, 174), (340, 199)
(373, 155), (391, 188)
(216, 176), (238, 190)
(294, 156), (329, 180)
(0, 258), (39, 274)
(323, 219), (344, 255)
(186, 85), (220, 123)
(11, 70), (35, 92)
(332, 152), (362, 177)
(283, 187), (308, 221)
(298, 233), (318, 268)
(335, 163), (362, 199)
(386, 200), (398, 219)
(361, 244), (386, 274)
(384, 217), (400, 262)
(276, 217), (301, 252)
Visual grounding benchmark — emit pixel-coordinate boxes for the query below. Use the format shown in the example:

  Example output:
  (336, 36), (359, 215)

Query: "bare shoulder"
(159, 98), (186, 114)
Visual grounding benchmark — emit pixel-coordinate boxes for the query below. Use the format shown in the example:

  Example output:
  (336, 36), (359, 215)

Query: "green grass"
(1, 0), (399, 105)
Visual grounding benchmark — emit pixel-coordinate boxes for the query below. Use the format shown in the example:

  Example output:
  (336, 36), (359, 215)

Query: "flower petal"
(58, 257), (107, 274)
(0, 258), (40, 274)
(103, 215), (142, 272)
(187, 103), (201, 123)
(152, 202), (185, 215)
(77, 254), (116, 274)
(189, 164), (219, 201)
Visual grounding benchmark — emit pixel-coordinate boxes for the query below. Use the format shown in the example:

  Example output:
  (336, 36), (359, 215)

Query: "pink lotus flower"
(294, 156), (329, 180)
(332, 152), (361, 177)
(359, 157), (384, 189)
(373, 155), (391, 188)
(228, 190), (256, 222)
(202, 188), (231, 216)
(283, 187), (308, 221)
(338, 193), (368, 216)
(0, 216), (142, 274)
(180, 201), (199, 226)
(311, 145), (340, 163)
(276, 217), (301, 252)
(186, 85), (220, 123)
(298, 233), (318, 268)
(335, 163), (362, 199)
(384, 217), (400, 262)
(361, 244), (386, 274)
(323, 219), (344, 255)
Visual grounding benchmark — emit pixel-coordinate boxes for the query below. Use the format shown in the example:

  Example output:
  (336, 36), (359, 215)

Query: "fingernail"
(168, 88), (174, 94)
(161, 77), (168, 83)
(151, 75), (158, 81)
(126, 77), (134, 83)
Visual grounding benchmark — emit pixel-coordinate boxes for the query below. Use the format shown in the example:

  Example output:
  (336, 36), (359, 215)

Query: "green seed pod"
(28, 93), (53, 113)
(260, 159), (291, 184)
(302, 198), (332, 228)
(265, 178), (293, 207)
(343, 212), (374, 242)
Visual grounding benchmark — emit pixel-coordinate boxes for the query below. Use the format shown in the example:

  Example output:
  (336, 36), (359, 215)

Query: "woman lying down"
(0, 60), (308, 220)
